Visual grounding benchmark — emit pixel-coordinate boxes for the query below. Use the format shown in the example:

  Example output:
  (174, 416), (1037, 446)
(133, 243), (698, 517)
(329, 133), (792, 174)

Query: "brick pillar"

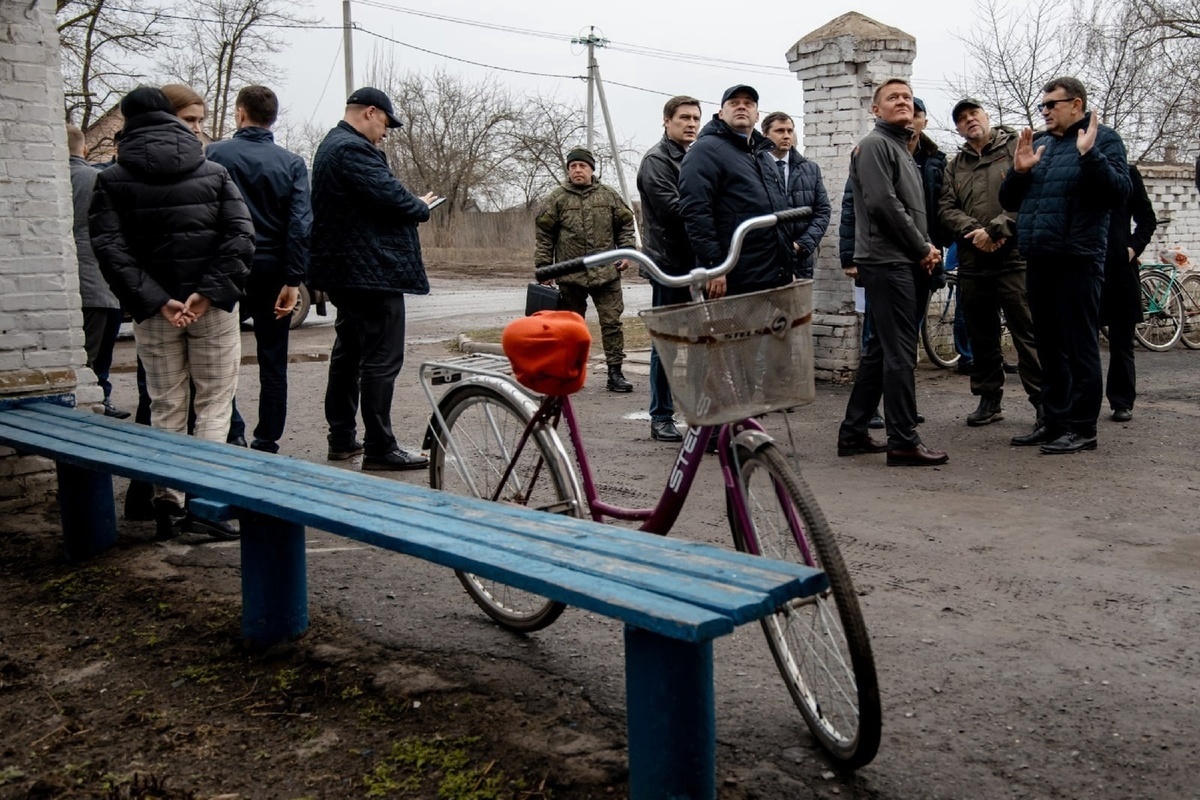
(785, 12), (916, 381)
(0, 1), (94, 508)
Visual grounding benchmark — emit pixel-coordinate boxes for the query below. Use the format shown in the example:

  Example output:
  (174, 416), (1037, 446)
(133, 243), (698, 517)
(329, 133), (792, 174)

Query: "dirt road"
(2, 274), (1198, 799)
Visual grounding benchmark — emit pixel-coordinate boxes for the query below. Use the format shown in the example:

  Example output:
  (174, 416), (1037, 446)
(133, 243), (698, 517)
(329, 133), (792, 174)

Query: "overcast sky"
(275, 0), (979, 160)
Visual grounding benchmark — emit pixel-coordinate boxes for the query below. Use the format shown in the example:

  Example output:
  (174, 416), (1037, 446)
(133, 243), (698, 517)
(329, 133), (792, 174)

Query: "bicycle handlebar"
(533, 206), (814, 288)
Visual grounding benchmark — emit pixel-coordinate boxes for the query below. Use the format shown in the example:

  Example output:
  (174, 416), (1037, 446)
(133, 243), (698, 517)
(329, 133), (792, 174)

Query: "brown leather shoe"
(837, 434), (888, 457)
(886, 444), (949, 467)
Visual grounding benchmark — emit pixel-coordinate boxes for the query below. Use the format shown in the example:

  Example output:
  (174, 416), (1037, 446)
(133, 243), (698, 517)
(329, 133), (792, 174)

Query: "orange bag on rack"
(502, 310), (592, 396)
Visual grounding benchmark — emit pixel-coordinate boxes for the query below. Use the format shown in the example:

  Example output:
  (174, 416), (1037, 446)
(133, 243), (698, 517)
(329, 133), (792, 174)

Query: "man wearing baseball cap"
(939, 97), (1043, 437)
(679, 84), (793, 299)
(308, 87), (439, 471)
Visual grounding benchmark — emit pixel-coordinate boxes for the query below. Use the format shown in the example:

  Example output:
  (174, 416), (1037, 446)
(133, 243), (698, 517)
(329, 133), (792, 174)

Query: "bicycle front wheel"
(1134, 270), (1183, 351)
(429, 384), (577, 633)
(729, 442), (881, 769)
(922, 277), (961, 368)
(1178, 273), (1200, 350)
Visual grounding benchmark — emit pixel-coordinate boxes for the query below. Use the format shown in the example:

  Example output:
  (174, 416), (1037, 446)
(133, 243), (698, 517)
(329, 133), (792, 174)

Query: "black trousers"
(324, 290), (407, 455)
(1105, 319), (1136, 412)
(958, 270), (1042, 408)
(839, 263), (923, 449)
(1025, 257), (1104, 437)
(82, 307), (122, 401)
(244, 278), (292, 451)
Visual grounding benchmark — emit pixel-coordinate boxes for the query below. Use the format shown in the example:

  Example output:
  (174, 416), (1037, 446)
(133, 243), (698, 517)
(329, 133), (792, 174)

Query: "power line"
(353, 27), (584, 81)
(351, 0), (574, 43)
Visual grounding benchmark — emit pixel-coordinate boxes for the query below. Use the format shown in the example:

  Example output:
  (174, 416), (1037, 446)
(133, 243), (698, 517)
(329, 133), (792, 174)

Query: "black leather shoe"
(227, 434), (248, 448)
(887, 444), (949, 467)
(1003, 361), (1019, 374)
(1111, 408), (1133, 422)
(966, 395), (1004, 427)
(1011, 424), (1055, 447)
(1040, 433), (1098, 455)
(837, 434), (888, 457)
(250, 439), (280, 453)
(327, 440), (365, 460)
(363, 448), (430, 471)
(916, 412), (925, 425)
(956, 359), (975, 375)
(607, 366), (633, 393)
(186, 514), (240, 540)
(868, 411), (885, 429)
(153, 499), (187, 541)
(650, 419), (683, 442)
(102, 400), (131, 419)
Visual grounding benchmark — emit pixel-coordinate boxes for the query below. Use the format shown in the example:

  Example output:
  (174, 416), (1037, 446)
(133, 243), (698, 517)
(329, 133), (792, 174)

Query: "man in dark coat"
(207, 85), (312, 454)
(1000, 76), (1131, 454)
(89, 86), (254, 538)
(1101, 164), (1156, 421)
(836, 79), (947, 467)
(67, 124), (128, 419)
(939, 99), (1042, 433)
(636, 95), (701, 442)
(759, 111), (832, 280)
(309, 87), (436, 471)
(678, 84), (792, 298)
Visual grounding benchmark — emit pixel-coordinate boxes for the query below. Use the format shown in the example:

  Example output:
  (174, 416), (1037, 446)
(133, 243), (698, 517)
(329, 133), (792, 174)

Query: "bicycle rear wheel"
(1178, 273), (1200, 350)
(1134, 269), (1183, 351)
(429, 384), (577, 632)
(729, 442), (881, 769)
(922, 276), (961, 368)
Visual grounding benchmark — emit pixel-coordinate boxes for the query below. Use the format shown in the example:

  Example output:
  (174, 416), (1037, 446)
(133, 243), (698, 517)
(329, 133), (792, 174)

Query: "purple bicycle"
(420, 210), (881, 768)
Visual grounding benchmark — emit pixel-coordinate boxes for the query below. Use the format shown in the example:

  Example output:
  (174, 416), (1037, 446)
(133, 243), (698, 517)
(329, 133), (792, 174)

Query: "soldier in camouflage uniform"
(534, 148), (638, 392)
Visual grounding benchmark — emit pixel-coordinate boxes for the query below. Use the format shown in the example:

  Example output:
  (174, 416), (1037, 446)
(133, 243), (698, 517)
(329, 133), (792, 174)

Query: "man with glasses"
(999, 77), (1130, 454)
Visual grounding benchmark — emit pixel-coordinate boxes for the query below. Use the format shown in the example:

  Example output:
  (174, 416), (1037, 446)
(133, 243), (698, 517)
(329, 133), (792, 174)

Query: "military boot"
(606, 364), (633, 393)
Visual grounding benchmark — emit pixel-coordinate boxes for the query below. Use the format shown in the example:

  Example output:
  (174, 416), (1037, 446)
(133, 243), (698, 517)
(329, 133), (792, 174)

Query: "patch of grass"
(271, 667), (300, 693)
(362, 736), (541, 800)
(176, 664), (219, 685)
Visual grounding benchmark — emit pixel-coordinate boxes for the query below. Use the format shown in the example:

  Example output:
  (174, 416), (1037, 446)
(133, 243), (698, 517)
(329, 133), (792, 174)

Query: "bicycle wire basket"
(639, 280), (815, 426)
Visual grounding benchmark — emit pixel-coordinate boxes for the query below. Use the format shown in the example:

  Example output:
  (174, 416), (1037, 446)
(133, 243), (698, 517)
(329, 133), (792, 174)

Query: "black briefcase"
(525, 282), (561, 316)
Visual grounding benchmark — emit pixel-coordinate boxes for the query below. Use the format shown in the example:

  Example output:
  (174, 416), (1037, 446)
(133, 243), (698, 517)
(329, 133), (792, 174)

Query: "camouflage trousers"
(557, 277), (625, 366)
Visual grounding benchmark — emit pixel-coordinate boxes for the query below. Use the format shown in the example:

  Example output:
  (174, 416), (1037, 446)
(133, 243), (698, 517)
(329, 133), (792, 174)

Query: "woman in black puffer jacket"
(90, 86), (254, 537)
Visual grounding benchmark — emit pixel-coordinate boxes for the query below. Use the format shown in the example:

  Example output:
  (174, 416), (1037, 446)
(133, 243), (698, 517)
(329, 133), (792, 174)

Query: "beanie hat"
(120, 86), (175, 120)
(565, 147), (596, 170)
(502, 311), (592, 396)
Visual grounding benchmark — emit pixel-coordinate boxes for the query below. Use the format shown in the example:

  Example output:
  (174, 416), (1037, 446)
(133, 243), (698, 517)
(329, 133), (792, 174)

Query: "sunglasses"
(1037, 98), (1077, 112)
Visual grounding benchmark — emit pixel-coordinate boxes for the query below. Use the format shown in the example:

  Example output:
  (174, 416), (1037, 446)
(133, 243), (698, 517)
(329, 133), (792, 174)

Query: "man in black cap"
(534, 147), (637, 392)
(678, 84), (792, 298)
(309, 87), (439, 471)
(939, 98), (1043, 436)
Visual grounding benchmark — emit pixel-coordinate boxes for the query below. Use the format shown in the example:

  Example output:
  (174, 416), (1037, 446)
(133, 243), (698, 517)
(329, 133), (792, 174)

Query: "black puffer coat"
(1102, 165), (1157, 326)
(89, 111), (253, 323)
(763, 148), (832, 279)
(308, 121), (431, 295)
(999, 113), (1130, 262)
(678, 117), (791, 293)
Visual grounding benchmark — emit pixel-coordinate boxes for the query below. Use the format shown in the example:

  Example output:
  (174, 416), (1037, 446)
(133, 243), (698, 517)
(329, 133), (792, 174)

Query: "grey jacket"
(70, 155), (119, 309)
(849, 119), (931, 266)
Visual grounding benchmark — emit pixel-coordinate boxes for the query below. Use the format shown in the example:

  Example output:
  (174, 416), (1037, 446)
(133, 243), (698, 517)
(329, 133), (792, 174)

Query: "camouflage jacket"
(534, 179), (636, 287)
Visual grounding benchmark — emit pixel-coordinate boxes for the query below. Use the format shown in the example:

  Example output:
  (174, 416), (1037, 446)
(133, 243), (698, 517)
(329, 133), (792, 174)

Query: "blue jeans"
(648, 282), (691, 422)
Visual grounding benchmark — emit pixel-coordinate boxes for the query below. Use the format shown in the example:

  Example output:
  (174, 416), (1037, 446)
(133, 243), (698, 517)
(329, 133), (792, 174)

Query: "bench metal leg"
(56, 463), (116, 562)
(239, 512), (308, 648)
(624, 626), (716, 800)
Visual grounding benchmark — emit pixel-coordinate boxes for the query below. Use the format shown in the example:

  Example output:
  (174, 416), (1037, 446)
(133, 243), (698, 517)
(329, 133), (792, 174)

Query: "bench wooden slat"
(1, 407), (826, 618)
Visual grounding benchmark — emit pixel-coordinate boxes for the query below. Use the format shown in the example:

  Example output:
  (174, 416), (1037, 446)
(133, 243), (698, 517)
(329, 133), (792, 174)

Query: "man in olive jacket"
(309, 87), (437, 471)
(535, 148), (637, 392)
(939, 98), (1042, 434)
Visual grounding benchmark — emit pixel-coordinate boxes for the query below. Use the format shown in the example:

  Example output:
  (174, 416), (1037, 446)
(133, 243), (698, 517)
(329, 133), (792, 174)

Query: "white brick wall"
(1139, 164), (1200, 261)
(1, 1), (93, 505)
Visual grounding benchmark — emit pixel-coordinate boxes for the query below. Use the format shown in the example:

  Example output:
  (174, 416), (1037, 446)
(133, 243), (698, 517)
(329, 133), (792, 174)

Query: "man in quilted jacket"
(534, 148), (638, 392)
(999, 76), (1130, 455)
(309, 87), (438, 471)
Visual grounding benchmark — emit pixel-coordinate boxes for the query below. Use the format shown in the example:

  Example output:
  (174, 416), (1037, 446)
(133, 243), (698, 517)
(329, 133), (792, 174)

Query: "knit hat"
(502, 311), (592, 396)
(565, 147), (596, 170)
(120, 86), (175, 120)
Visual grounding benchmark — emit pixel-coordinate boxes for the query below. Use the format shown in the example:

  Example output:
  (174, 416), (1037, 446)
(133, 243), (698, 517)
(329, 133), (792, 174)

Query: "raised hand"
(1013, 128), (1044, 173)
(1076, 111), (1099, 156)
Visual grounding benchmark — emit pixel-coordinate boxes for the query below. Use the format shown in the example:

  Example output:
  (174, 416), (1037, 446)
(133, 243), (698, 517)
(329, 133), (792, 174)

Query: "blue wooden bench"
(0, 399), (828, 800)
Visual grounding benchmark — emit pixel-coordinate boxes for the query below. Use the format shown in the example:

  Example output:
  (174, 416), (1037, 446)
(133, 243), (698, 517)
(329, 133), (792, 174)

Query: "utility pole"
(572, 27), (605, 151)
(343, 0), (355, 96)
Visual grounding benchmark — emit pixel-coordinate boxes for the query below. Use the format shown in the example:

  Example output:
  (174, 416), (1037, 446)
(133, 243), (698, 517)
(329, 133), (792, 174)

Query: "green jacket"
(938, 126), (1024, 273)
(534, 179), (636, 287)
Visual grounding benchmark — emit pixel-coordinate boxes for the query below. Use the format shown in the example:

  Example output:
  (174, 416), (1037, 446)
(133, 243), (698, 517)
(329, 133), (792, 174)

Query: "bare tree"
(56, 0), (169, 128)
(161, 0), (312, 140)
(1132, 0), (1200, 39)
